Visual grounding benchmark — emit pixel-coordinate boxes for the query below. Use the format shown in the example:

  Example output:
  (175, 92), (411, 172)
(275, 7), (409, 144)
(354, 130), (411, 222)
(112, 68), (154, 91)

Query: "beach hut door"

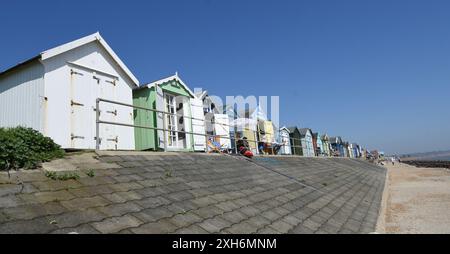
(155, 86), (165, 149)
(190, 97), (206, 151)
(97, 73), (117, 150)
(70, 68), (94, 149)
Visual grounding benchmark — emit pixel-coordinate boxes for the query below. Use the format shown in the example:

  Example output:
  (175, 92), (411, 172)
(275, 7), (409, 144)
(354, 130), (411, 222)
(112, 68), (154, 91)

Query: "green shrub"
(45, 171), (79, 181)
(0, 127), (65, 170)
(86, 169), (95, 178)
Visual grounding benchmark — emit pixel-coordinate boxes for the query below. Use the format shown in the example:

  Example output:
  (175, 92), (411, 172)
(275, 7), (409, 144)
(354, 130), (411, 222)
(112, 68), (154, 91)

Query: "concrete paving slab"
(0, 153), (386, 234)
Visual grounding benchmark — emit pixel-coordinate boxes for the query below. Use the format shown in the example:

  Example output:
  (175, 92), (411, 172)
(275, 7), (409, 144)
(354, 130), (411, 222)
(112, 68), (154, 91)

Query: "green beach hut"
(132, 73), (196, 151)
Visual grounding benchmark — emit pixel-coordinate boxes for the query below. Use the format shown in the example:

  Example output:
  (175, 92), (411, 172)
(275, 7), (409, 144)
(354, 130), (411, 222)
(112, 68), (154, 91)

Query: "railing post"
(234, 134), (238, 154)
(293, 139), (296, 155)
(162, 111), (167, 152)
(191, 119), (195, 152)
(204, 116), (208, 153)
(95, 98), (100, 151)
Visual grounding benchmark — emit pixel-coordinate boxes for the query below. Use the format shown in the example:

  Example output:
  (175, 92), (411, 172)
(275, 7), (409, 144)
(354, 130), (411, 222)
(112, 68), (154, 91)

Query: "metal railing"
(95, 97), (338, 157)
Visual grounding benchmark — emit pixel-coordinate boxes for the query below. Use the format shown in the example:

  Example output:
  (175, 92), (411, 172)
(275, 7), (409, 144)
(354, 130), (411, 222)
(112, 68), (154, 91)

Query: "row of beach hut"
(0, 33), (367, 158)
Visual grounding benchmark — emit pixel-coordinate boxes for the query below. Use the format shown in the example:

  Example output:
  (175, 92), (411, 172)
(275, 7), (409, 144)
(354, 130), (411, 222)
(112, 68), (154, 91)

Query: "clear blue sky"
(1, 0), (450, 154)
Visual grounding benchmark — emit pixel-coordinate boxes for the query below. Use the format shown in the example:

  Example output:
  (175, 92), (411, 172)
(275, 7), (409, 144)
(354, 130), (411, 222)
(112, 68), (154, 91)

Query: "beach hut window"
(165, 94), (178, 147)
(164, 93), (188, 149)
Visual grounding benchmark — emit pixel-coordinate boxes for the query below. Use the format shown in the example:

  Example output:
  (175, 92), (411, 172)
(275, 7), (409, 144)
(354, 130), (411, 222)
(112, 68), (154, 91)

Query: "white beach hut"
(0, 32), (138, 150)
(213, 114), (231, 150)
(190, 92), (207, 151)
(193, 90), (232, 152)
(279, 127), (292, 155)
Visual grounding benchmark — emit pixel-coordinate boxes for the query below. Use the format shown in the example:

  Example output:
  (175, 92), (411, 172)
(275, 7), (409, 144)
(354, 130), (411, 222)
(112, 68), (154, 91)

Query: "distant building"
(349, 143), (360, 158)
(279, 127), (292, 155)
(232, 117), (258, 155)
(194, 90), (231, 152)
(312, 132), (324, 156)
(343, 142), (350, 157)
(299, 128), (315, 157)
(321, 134), (332, 157)
(329, 136), (345, 157)
(287, 127), (302, 156)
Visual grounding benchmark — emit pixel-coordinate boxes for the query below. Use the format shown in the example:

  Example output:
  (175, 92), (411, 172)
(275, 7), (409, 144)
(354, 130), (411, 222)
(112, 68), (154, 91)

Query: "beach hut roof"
(0, 32), (139, 86)
(279, 126), (291, 133)
(141, 73), (195, 97)
(298, 128), (312, 137)
(287, 126), (299, 134)
(195, 90), (208, 100)
(329, 136), (343, 144)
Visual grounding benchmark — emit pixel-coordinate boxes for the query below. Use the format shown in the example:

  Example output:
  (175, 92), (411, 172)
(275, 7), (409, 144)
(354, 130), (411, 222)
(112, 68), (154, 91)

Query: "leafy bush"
(0, 127), (65, 170)
(85, 169), (95, 178)
(45, 171), (79, 181)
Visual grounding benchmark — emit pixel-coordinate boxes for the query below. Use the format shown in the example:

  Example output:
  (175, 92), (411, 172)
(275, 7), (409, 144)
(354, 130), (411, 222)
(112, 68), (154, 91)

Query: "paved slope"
(0, 153), (386, 234)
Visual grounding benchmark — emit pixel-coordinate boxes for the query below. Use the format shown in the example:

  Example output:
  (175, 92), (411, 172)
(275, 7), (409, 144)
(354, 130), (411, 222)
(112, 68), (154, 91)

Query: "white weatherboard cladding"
(155, 86), (165, 149)
(183, 98), (193, 150)
(40, 32), (138, 85)
(214, 114), (231, 149)
(42, 41), (135, 149)
(302, 131), (314, 157)
(317, 138), (323, 156)
(190, 97), (206, 151)
(0, 61), (45, 132)
(279, 129), (292, 155)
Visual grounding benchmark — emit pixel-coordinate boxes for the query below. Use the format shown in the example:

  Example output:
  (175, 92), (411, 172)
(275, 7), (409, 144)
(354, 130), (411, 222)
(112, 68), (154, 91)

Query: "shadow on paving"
(0, 153), (386, 234)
